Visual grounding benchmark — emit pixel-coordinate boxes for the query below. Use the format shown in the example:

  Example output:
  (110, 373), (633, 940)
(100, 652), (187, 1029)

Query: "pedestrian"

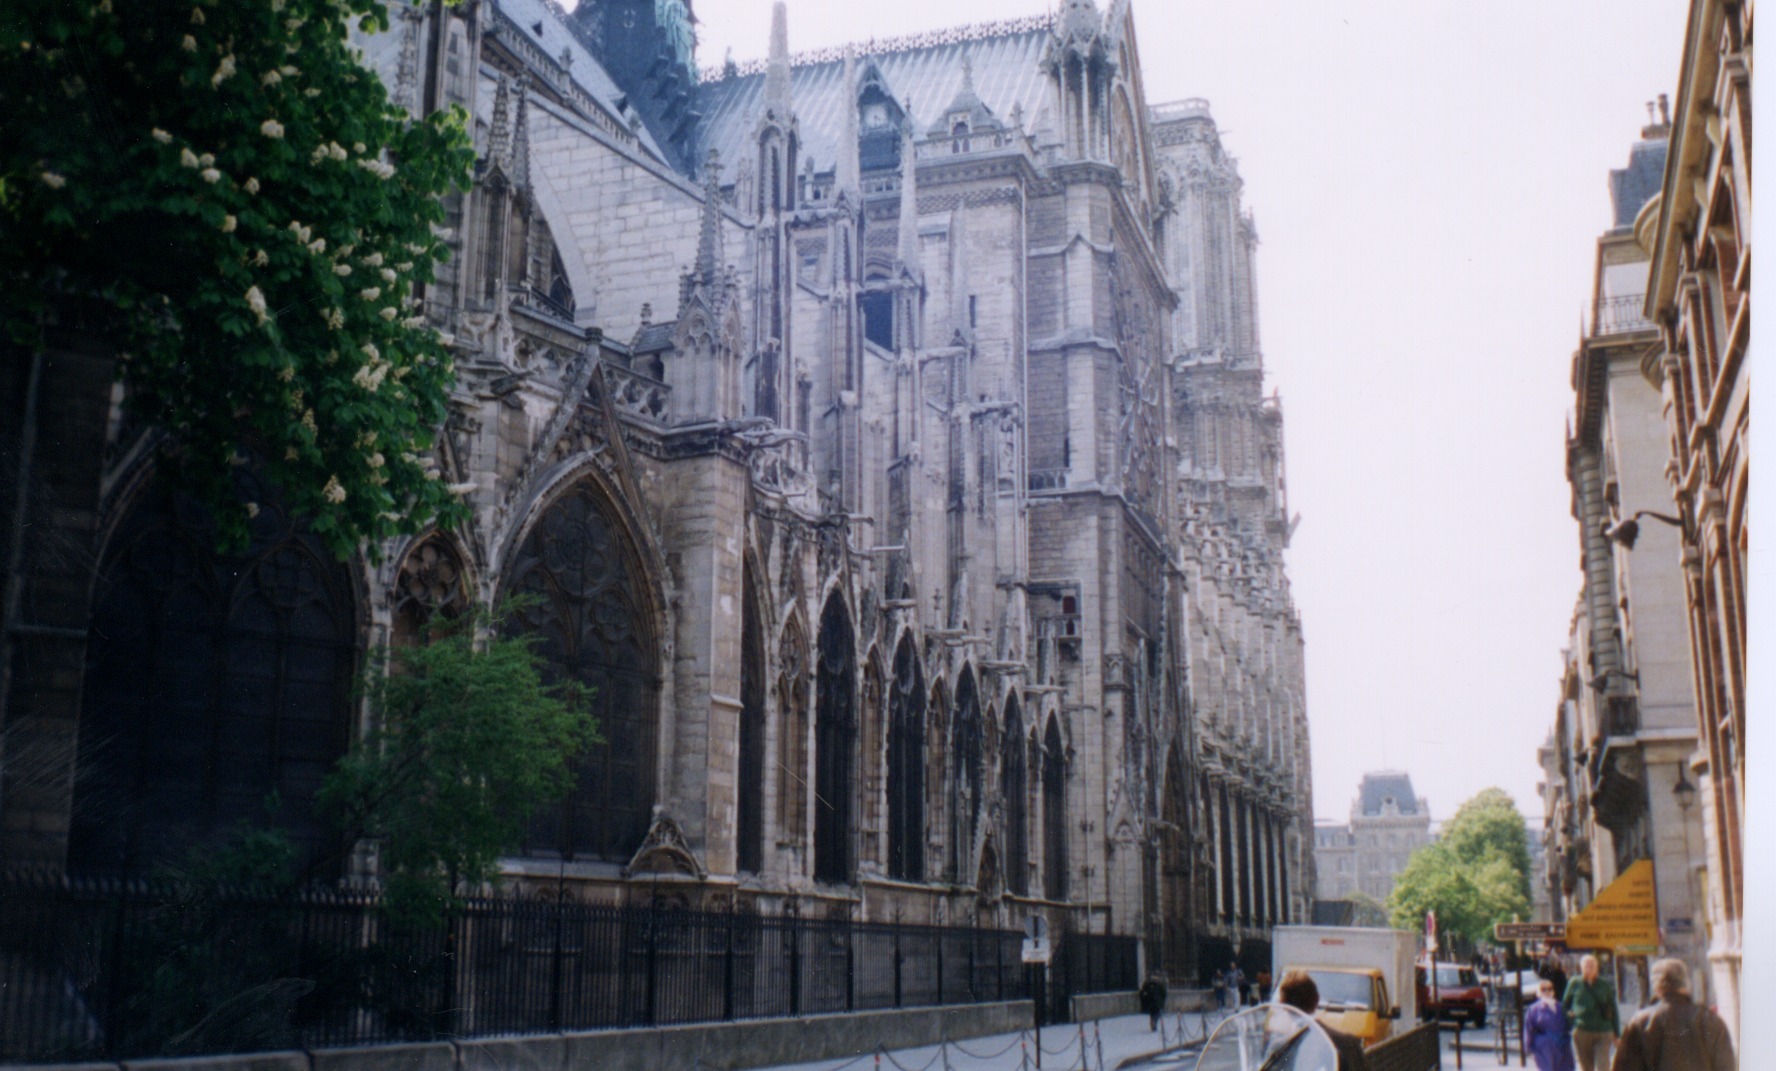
(1563, 954), (1621, 1071)
(1610, 958), (1734, 1071)
(1541, 955), (1570, 1007)
(1230, 963), (1247, 1006)
(1213, 966), (1228, 1010)
(1524, 979), (1576, 1071)
(1257, 967), (1274, 1003)
(1139, 973), (1168, 1032)
(1277, 968), (1368, 1071)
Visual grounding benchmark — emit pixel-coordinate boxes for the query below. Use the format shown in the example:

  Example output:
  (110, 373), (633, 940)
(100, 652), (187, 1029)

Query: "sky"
(671, 0), (1695, 824)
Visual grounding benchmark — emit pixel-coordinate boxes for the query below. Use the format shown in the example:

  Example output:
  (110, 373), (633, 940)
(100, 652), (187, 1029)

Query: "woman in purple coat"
(1524, 978), (1577, 1071)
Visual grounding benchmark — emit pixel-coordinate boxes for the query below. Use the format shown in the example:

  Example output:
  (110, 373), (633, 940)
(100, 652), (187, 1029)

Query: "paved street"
(739, 1011), (1540, 1071)
(738, 1011), (1227, 1071)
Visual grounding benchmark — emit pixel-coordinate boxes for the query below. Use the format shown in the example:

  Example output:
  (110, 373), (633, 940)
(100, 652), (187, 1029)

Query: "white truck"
(1271, 925), (1419, 1047)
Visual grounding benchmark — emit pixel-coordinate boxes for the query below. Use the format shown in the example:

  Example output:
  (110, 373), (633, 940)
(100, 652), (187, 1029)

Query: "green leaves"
(2, 0), (475, 557)
(1387, 787), (1533, 949)
(316, 607), (600, 927)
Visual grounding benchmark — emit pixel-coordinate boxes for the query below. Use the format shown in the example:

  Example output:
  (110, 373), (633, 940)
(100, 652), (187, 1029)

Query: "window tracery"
(886, 636), (926, 881)
(70, 475), (356, 878)
(503, 482), (657, 863)
(813, 594), (856, 884)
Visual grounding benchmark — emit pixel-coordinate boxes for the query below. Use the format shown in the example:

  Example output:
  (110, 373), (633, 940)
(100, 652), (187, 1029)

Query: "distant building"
(1314, 772), (1433, 905)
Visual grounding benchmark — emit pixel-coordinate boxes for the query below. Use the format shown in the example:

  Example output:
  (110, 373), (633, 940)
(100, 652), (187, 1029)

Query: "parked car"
(1417, 962), (1487, 1027)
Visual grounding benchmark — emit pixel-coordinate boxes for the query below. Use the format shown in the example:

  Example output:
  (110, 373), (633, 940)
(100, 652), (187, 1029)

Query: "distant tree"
(1, 0), (475, 556)
(1387, 788), (1532, 949)
(316, 608), (599, 925)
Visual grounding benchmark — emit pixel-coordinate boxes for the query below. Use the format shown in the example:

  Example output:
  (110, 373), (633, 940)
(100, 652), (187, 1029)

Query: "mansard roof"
(696, 17), (1054, 178)
(1356, 771), (1423, 818)
(494, 0), (671, 164)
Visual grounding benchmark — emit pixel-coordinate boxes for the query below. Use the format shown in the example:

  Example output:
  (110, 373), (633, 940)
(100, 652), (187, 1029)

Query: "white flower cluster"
(261, 119), (284, 139)
(311, 141), (348, 163)
(245, 285), (269, 325)
(356, 158), (396, 180)
(211, 54), (236, 87)
(322, 475), (347, 504)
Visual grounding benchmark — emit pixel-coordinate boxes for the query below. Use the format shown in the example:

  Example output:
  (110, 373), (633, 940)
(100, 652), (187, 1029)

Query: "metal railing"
(1367, 1021), (1442, 1071)
(0, 874), (1147, 1063)
(1594, 293), (1653, 335)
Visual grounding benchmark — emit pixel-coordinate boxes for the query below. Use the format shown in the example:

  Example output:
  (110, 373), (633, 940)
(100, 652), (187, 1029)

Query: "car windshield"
(1434, 967), (1476, 988)
(1309, 970), (1374, 1009)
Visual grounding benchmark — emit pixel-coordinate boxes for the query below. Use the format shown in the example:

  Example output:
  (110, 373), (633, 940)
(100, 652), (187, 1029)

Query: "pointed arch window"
(886, 636), (926, 881)
(949, 668), (984, 883)
(69, 476), (356, 878)
(1002, 694), (1028, 895)
(777, 622), (809, 854)
(738, 566), (767, 874)
(813, 594), (856, 884)
(1042, 715), (1068, 901)
(1161, 746), (1192, 976)
(504, 482), (658, 863)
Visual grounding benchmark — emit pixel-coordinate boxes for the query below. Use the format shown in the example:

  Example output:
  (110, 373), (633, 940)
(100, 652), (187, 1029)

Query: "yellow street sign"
(1565, 858), (1659, 952)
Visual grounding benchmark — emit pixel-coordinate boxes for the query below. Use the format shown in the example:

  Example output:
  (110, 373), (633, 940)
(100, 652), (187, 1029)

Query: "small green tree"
(317, 609), (599, 925)
(1387, 787), (1533, 949)
(2, 0), (475, 555)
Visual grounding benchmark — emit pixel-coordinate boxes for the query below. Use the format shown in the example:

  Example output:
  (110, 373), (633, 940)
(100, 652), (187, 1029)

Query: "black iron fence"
(0, 874), (1136, 1063)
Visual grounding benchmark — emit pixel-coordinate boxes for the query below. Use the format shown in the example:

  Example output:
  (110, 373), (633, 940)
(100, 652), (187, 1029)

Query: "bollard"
(1020, 1031), (1031, 1071)
(1093, 1018), (1106, 1071)
(1078, 1021), (1089, 1071)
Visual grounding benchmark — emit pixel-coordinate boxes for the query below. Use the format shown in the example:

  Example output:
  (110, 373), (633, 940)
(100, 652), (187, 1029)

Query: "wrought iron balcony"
(1594, 293), (1654, 336)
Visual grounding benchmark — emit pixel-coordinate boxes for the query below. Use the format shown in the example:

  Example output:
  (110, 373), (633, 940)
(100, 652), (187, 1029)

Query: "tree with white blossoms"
(1, 0), (476, 555)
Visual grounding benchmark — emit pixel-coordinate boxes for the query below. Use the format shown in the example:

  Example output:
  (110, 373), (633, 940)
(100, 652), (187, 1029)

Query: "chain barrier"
(946, 1033), (1029, 1061)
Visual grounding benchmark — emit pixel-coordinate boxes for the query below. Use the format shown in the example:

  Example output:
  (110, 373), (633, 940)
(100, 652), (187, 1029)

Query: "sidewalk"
(739, 1011), (1226, 1071)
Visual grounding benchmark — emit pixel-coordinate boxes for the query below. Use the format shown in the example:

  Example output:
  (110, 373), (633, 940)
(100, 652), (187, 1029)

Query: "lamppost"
(1600, 509), (1691, 550)
(1672, 767), (1704, 1003)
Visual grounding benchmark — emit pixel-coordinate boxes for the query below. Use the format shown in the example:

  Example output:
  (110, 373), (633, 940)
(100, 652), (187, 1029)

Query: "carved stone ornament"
(624, 806), (706, 880)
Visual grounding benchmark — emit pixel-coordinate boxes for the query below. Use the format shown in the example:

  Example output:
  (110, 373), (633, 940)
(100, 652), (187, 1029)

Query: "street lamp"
(1673, 769), (1697, 812)
(1600, 510), (1689, 551)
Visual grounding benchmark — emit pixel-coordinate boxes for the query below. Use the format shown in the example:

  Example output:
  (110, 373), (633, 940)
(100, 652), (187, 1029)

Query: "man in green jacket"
(1564, 954), (1622, 1071)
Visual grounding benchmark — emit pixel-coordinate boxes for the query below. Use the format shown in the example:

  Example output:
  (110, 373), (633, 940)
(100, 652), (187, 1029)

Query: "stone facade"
(0, 0), (1313, 983)
(1538, 113), (1708, 1012)
(1312, 771), (1431, 905)
(1636, 0), (1748, 1041)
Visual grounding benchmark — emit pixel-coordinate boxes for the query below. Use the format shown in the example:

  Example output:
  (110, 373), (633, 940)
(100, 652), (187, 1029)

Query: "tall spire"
(836, 48), (861, 198)
(897, 110), (920, 272)
(764, 1), (792, 121)
(695, 150), (724, 280)
(510, 74), (531, 190)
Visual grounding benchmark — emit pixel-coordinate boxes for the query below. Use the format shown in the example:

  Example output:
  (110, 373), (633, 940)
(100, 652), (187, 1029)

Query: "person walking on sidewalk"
(1610, 959), (1735, 1071)
(1277, 969), (1368, 1071)
(1564, 955), (1621, 1071)
(1139, 974), (1169, 1032)
(1525, 979), (1577, 1071)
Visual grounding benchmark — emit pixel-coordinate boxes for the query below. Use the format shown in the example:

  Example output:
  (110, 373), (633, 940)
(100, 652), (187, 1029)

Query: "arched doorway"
(502, 480), (658, 863)
(68, 475), (357, 878)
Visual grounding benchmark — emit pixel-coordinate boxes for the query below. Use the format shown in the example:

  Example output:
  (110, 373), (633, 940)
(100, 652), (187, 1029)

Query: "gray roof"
(1609, 134), (1668, 229)
(1357, 772), (1421, 817)
(696, 20), (1056, 179)
(493, 0), (670, 164)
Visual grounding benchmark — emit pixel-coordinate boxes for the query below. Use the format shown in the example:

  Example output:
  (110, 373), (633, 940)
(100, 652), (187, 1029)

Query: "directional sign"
(1021, 937), (1052, 964)
(1495, 922), (1567, 942)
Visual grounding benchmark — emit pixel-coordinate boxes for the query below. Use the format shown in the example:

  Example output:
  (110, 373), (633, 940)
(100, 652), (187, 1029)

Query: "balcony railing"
(1594, 293), (1654, 336)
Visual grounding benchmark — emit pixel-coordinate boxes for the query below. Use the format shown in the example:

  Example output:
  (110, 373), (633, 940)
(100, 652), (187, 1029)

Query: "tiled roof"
(494, 0), (670, 164)
(696, 20), (1056, 179)
(631, 321), (678, 354)
(1610, 135), (1668, 229)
